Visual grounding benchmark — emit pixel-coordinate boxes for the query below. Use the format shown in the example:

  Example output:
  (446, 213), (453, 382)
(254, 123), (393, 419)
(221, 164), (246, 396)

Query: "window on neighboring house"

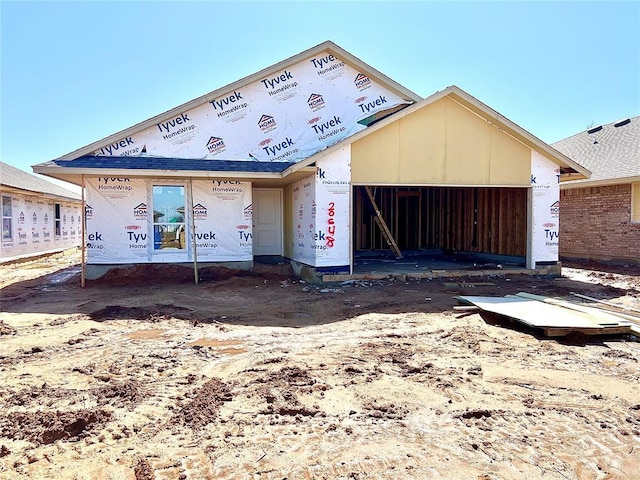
(633, 182), (640, 223)
(54, 203), (61, 236)
(152, 185), (186, 250)
(2, 196), (12, 240)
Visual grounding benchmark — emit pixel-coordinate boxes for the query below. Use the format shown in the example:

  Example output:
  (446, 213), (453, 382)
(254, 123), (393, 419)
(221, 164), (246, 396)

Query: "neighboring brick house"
(553, 116), (640, 264)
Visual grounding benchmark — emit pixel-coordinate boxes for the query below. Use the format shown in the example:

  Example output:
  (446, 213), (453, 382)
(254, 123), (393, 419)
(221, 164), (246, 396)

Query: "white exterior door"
(252, 189), (282, 255)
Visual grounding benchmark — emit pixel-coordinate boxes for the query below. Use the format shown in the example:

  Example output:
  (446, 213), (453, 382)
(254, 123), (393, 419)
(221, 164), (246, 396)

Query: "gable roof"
(34, 85), (591, 186)
(32, 43), (588, 185)
(552, 116), (640, 187)
(299, 85), (591, 179)
(0, 161), (81, 201)
(46, 41), (421, 163)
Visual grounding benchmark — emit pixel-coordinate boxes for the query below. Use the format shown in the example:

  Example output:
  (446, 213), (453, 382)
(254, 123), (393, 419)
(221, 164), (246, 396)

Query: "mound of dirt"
(89, 262), (296, 287)
(171, 378), (232, 431)
(89, 303), (193, 322)
(0, 410), (111, 445)
(133, 458), (155, 480)
(0, 320), (17, 336)
(90, 264), (197, 286)
(92, 380), (147, 410)
(4, 381), (147, 411)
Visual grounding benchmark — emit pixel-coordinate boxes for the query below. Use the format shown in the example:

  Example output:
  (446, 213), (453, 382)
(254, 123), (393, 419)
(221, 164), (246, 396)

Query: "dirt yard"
(1, 250), (639, 480)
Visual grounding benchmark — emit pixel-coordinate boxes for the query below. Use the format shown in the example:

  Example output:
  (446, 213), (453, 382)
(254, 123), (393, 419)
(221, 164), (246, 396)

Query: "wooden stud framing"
(362, 186), (403, 258)
(354, 186), (527, 257)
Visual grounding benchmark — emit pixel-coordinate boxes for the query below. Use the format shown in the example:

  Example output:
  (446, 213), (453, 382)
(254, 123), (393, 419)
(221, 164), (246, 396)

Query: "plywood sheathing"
(457, 294), (634, 337)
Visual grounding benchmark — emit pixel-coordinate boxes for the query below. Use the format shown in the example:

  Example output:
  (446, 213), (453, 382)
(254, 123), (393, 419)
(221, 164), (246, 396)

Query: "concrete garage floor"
(340, 250), (557, 281)
(263, 251), (558, 283)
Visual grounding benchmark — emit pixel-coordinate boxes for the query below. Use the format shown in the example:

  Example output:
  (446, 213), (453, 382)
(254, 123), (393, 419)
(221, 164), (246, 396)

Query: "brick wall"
(560, 183), (640, 263)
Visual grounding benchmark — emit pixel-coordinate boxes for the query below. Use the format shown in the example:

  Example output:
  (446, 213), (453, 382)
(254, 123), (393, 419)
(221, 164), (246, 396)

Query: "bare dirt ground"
(1, 250), (639, 480)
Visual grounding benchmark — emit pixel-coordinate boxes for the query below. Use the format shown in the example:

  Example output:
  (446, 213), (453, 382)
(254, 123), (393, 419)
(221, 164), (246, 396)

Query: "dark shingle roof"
(552, 116), (640, 184)
(52, 156), (295, 174)
(0, 161), (81, 200)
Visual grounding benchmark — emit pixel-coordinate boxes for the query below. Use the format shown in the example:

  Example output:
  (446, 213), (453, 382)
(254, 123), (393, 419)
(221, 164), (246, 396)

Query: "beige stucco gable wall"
(351, 96), (531, 186)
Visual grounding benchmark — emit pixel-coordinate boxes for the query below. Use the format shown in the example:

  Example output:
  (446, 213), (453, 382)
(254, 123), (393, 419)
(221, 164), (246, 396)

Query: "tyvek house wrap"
(92, 51), (410, 162)
(531, 151), (561, 263)
(292, 146), (351, 268)
(1, 195), (81, 260)
(85, 177), (252, 264)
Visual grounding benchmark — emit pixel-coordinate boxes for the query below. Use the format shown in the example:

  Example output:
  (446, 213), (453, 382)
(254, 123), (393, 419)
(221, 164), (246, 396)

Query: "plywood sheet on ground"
(514, 292), (637, 326)
(457, 295), (632, 334)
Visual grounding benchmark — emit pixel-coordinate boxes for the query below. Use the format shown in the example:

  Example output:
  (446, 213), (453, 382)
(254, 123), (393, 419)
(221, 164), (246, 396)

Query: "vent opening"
(614, 118), (631, 128)
(587, 125), (603, 134)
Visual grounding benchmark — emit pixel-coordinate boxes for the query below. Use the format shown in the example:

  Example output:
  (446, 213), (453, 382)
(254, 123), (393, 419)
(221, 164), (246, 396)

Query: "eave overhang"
(32, 162), (317, 188)
(560, 175), (640, 190)
(0, 184), (81, 203)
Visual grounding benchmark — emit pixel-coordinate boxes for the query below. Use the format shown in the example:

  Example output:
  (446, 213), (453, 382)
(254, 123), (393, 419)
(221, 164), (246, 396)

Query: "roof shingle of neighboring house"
(552, 116), (640, 185)
(0, 161), (80, 200)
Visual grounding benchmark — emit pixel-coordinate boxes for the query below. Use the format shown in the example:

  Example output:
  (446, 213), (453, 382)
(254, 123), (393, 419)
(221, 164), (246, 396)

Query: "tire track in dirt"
(1, 256), (639, 479)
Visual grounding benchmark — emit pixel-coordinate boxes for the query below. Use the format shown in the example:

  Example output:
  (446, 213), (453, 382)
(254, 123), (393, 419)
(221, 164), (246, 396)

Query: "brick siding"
(560, 183), (640, 263)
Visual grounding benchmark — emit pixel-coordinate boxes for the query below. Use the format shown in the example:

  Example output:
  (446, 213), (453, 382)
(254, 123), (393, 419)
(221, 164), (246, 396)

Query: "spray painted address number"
(326, 202), (336, 248)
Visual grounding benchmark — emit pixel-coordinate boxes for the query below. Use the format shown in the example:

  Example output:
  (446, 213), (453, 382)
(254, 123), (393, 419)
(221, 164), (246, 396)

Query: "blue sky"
(1, 1), (639, 183)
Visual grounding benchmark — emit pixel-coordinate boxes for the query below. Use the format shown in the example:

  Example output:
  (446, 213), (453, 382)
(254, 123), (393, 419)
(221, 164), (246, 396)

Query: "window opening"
(54, 203), (61, 236)
(2, 196), (12, 240)
(152, 185), (186, 250)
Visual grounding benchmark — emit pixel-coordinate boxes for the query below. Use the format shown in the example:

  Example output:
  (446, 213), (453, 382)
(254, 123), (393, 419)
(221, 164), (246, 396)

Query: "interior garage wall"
(355, 186), (527, 257)
(350, 96), (531, 186)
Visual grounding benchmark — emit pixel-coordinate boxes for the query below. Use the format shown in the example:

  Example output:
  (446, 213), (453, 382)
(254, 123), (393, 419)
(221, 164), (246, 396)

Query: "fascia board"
(350, 182), (531, 188)
(32, 165), (317, 186)
(324, 42), (422, 102)
(560, 176), (640, 189)
(280, 162), (316, 177)
(54, 41), (421, 163)
(0, 184), (81, 202)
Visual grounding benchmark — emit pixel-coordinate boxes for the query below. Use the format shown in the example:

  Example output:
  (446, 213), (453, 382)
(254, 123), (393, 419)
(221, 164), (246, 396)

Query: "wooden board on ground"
(514, 292), (636, 326)
(570, 292), (640, 316)
(457, 295), (632, 337)
(515, 292), (640, 336)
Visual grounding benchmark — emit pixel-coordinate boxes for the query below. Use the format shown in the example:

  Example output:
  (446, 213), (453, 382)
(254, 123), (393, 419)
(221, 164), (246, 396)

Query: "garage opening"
(353, 186), (528, 271)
